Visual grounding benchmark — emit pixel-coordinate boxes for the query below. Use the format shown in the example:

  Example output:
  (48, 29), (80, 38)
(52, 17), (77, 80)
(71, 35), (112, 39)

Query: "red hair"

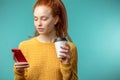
(33, 0), (68, 38)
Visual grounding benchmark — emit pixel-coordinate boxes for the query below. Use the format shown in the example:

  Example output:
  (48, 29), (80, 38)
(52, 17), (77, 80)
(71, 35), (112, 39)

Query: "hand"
(59, 42), (71, 64)
(13, 55), (29, 70)
(14, 62), (29, 70)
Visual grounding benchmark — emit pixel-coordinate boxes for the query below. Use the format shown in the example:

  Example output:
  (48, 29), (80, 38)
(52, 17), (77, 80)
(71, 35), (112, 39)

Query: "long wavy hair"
(33, 0), (72, 42)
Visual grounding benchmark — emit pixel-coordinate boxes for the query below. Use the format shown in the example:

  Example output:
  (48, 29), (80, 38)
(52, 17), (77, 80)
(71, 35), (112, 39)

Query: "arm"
(13, 42), (28, 80)
(60, 42), (78, 80)
(14, 67), (26, 80)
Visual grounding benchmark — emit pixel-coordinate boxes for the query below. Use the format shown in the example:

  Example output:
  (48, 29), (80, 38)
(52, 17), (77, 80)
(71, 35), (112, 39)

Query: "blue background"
(0, 0), (120, 80)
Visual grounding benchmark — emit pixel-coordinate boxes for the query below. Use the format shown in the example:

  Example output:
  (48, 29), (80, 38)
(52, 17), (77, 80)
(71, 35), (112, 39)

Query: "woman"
(14, 0), (78, 80)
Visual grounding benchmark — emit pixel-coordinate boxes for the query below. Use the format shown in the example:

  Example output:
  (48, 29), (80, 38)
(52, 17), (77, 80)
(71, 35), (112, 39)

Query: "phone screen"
(12, 48), (27, 62)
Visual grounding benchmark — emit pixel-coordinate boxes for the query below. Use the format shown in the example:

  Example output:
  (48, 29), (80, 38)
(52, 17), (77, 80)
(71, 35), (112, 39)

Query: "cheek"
(34, 21), (37, 27)
(47, 20), (55, 27)
(47, 23), (55, 32)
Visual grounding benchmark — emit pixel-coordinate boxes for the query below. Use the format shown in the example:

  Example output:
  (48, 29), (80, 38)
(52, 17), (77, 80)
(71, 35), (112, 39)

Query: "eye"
(34, 17), (38, 21)
(41, 17), (48, 21)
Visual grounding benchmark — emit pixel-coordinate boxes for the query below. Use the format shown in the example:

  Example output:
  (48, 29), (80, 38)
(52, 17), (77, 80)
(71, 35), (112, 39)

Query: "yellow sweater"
(14, 37), (78, 80)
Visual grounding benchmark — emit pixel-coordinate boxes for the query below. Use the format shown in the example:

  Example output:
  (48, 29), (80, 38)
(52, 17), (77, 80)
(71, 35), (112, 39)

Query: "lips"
(37, 28), (44, 32)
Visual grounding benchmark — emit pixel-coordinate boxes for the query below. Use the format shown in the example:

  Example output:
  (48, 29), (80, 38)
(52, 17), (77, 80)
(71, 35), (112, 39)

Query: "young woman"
(13, 0), (78, 80)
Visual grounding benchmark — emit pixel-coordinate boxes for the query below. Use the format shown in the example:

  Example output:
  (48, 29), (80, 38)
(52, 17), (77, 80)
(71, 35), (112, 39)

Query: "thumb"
(13, 55), (18, 62)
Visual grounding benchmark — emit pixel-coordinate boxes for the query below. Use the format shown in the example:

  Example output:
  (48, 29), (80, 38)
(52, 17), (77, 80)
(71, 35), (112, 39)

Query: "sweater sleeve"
(14, 67), (26, 80)
(14, 42), (28, 80)
(60, 42), (78, 80)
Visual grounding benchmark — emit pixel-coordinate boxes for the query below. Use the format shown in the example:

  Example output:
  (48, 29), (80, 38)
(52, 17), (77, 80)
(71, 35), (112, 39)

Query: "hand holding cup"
(54, 38), (71, 64)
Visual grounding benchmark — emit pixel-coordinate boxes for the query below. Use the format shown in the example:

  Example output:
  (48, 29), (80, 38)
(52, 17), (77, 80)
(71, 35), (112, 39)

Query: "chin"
(38, 32), (46, 35)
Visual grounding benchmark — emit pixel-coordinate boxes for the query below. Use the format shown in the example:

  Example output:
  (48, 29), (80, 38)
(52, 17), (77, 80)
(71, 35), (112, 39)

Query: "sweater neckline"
(34, 37), (54, 45)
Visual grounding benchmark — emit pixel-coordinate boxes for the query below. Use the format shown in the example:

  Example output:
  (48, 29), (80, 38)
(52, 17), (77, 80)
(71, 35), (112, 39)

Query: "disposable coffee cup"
(54, 38), (67, 58)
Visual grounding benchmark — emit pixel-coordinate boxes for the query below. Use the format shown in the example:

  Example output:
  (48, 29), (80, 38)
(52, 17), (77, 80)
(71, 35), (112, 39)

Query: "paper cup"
(54, 38), (67, 58)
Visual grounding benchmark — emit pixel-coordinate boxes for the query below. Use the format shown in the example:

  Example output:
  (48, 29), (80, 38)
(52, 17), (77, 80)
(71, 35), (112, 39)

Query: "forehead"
(34, 6), (52, 16)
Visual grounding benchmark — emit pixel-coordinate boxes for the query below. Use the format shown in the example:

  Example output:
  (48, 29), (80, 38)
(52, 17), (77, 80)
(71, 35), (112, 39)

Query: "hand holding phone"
(12, 48), (27, 62)
(12, 48), (29, 69)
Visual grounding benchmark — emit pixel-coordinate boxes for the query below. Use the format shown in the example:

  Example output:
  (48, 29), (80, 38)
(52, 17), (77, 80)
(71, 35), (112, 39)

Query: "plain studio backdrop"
(0, 0), (120, 80)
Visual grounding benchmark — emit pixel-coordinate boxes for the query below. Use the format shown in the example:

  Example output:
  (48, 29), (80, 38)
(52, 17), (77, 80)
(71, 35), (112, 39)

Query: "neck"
(37, 32), (57, 43)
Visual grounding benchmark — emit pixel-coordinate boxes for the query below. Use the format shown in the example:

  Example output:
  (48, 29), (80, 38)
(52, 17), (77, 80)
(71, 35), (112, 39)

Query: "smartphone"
(11, 48), (27, 62)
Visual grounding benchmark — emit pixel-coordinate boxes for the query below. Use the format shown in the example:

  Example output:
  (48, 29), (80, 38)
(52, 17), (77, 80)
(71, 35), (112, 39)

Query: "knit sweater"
(14, 37), (78, 80)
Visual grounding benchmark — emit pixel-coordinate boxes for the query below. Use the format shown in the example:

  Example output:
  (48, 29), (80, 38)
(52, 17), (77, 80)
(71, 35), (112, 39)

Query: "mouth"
(37, 28), (44, 32)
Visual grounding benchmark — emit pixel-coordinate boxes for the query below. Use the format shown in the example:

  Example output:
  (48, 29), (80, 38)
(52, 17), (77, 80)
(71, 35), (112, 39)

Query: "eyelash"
(34, 18), (38, 21)
(42, 18), (48, 21)
(34, 17), (48, 21)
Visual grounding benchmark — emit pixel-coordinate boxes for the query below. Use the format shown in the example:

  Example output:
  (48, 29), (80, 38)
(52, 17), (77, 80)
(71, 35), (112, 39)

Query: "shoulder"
(67, 41), (76, 48)
(67, 41), (78, 58)
(18, 37), (36, 48)
(67, 41), (77, 51)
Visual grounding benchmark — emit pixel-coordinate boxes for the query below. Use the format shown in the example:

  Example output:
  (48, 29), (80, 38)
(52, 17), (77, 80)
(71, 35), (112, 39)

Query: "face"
(34, 6), (56, 36)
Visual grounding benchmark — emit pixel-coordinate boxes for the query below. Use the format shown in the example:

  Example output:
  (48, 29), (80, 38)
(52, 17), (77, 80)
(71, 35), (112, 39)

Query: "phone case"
(11, 48), (27, 62)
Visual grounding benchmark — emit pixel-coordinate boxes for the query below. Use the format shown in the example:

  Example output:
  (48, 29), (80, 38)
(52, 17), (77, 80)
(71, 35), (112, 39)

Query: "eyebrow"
(34, 16), (38, 18)
(34, 16), (48, 18)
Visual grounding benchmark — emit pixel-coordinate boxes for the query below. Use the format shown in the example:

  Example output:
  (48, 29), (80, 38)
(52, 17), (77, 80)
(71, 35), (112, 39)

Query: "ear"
(54, 16), (59, 25)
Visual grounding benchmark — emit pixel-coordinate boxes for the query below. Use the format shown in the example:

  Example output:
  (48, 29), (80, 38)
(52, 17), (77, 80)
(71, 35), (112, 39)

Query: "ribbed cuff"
(60, 63), (71, 71)
(14, 67), (25, 75)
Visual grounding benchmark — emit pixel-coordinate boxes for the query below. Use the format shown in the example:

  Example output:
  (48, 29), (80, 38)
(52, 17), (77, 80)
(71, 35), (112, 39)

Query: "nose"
(38, 19), (42, 26)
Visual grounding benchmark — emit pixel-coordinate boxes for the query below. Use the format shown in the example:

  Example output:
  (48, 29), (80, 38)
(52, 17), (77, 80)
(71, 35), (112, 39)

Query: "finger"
(61, 46), (69, 50)
(15, 65), (29, 69)
(15, 62), (29, 66)
(61, 44), (69, 49)
(13, 55), (18, 62)
(15, 63), (29, 69)
(60, 47), (70, 54)
(16, 65), (29, 70)
(59, 53), (70, 59)
(60, 49), (69, 53)
(59, 53), (66, 58)
(61, 43), (70, 50)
